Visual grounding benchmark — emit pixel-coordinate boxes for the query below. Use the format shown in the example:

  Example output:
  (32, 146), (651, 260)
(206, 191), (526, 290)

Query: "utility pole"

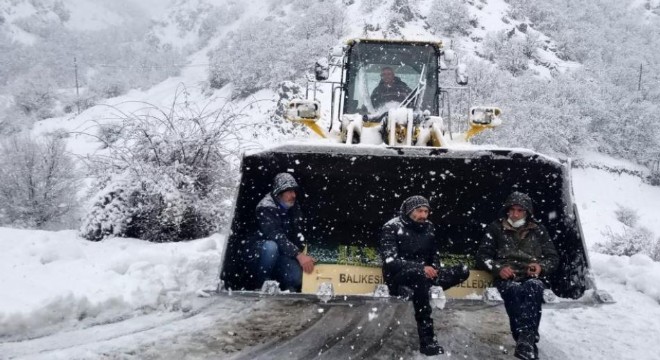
(638, 63), (643, 91)
(74, 57), (80, 115)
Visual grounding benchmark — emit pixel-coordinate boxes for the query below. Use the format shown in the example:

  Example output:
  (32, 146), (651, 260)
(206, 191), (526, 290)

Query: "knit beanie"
(400, 195), (431, 216)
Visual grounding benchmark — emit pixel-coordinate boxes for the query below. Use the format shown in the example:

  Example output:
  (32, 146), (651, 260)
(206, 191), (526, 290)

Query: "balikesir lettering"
(339, 273), (383, 284)
(458, 279), (492, 288)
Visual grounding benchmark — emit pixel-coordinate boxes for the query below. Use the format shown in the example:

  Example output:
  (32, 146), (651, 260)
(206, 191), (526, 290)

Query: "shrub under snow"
(80, 88), (241, 242)
(593, 205), (659, 260)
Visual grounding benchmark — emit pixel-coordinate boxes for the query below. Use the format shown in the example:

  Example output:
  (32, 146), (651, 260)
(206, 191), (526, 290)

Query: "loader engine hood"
(221, 144), (590, 299)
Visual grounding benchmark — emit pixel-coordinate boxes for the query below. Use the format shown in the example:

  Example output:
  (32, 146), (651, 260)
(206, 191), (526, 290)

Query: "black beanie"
(400, 195), (431, 216)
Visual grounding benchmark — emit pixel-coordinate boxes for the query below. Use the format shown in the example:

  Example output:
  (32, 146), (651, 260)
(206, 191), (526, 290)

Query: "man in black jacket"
(252, 173), (315, 292)
(370, 66), (412, 109)
(379, 195), (470, 356)
(477, 192), (559, 360)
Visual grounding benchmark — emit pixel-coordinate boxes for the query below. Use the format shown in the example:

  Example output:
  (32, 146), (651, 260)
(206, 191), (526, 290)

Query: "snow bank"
(0, 228), (224, 341)
(590, 252), (660, 302)
(573, 166), (660, 248)
(572, 152), (660, 300)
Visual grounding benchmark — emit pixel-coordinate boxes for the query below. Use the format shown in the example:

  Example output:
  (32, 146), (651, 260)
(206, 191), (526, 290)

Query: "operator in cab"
(370, 66), (412, 109)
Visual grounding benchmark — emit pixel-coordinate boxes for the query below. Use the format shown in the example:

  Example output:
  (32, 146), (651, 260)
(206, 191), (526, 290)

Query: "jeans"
(496, 278), (545, 341)
(254, 240), (303, 292)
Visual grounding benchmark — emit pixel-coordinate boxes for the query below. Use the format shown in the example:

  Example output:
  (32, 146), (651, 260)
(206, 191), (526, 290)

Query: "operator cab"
(343, 41), (440, 116)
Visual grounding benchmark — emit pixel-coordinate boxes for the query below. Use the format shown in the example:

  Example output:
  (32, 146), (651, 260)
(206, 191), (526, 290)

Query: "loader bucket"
(220, 144), (590, 299)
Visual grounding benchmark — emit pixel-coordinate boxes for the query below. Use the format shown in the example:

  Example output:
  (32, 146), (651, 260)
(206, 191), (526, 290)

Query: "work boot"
(419, 336), (444, 356)
(417, 319), (443, 356)
(514, 332), (537, 360)
(533, 332), (539, 358)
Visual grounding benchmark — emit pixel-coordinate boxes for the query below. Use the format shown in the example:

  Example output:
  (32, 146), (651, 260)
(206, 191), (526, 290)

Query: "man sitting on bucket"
(477, 192), (559, 360)
(379, 195), (470, 356)
(252, 172), (315, 292)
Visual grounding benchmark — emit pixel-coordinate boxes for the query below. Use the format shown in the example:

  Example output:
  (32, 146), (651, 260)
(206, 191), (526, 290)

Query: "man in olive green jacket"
(477, 192), (559, 360)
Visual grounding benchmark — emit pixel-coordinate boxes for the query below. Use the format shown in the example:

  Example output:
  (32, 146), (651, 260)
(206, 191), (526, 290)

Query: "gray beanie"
(400, 195), (431, 215)
(271, 172), (299, 196)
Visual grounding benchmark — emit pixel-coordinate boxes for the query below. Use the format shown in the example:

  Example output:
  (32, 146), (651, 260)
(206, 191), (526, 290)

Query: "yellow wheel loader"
(219, 39), (610, 305)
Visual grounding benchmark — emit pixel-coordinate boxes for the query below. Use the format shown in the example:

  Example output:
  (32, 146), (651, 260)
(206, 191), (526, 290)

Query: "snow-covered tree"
(467, 59), (596, 156)
(9, 65), (58, 120)
(208, 0), (344, 98)
(52, 1), (71, 23)
(482, 29), (529, 76)
(360, 0), (379, 12)
(427, 0), (471, 36)
(196, 2), (245, 47)
(652, 239), (660, 262)
(0, 134), (80, 229)
(488, 0), (660, 165)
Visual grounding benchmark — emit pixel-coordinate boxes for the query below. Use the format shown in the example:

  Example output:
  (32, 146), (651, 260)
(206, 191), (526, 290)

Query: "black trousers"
(496, 278), (545, 342)
(389, 264), (470, 342)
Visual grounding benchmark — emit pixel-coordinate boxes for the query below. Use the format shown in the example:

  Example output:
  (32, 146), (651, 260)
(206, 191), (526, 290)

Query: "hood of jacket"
(271, 172), (299, 197)
(502, 191), (534, 217)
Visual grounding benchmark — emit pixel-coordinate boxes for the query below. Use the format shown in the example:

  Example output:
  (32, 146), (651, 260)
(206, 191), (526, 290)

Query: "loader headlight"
(455, 63), (469, 86)
(469, 106), (502, 126)
(284, 99), (321, 122)
(314, 57), (330, 81)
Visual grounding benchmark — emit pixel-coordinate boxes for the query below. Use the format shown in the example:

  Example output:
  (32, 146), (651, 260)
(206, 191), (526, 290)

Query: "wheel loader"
(219, 39), (610, 305)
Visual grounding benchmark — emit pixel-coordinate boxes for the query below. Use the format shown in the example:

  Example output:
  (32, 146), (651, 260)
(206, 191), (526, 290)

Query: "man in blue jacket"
(379, 195), (470, 356)
(252, 173), (315, 292)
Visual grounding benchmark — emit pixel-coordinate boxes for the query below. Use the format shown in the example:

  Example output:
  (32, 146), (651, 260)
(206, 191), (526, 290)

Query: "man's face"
(507, 204), (527, 222)
(409, 206), (429, 223)
(381, 68), (395, 85)
(279, 190), (296, 208)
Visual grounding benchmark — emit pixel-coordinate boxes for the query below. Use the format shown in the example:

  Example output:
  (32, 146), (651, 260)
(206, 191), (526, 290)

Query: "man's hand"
(498, 266), (515, 280)
(424, 266), (438, 279)
(296, 253), (316, 274)
(527, 263), (542, 277)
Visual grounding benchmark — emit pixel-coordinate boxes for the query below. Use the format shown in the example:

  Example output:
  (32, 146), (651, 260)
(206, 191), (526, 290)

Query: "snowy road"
(3, 294), (574, 360)
(1, 296), (316, 359)
(3, 287), (659, 360)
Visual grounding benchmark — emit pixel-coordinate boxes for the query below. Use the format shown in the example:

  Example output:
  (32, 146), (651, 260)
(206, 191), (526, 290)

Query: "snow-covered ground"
(1, 154), (660, 359)
(536, 162), (660, 360)
(0, 230), (224, 342)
